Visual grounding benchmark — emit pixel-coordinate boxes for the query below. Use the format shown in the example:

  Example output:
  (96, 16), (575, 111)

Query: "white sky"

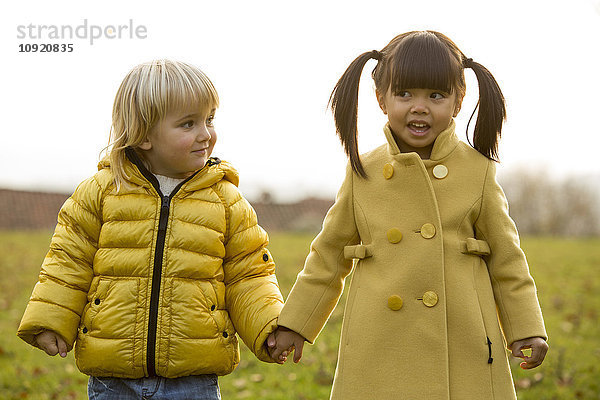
(1, 0), (599, 201)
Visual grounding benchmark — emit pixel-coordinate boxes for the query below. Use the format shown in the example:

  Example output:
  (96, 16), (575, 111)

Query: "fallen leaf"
(236, 389), (253, 399)
(557, 373), (573, 387)
(232, 378), (247, 389)
(32, 367), (47, 377)
(515, 378), (531, 389)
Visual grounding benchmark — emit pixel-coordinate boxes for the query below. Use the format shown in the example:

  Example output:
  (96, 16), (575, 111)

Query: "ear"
(138, 140), (152, 151)
(376, 89), (387, 115)
(453, 96), (464, 117)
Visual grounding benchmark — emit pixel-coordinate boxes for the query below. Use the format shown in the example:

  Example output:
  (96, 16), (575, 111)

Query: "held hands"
(267, 326), (305, 364)
(35, 331), (69, 358)
(510, 336), (548, 369)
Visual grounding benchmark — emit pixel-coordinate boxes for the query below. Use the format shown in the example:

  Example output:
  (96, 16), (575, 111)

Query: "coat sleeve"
(277, 163), (360, 343)
(17, 176), (103, 350)
(475, 161), (547, 346)
(220, 183), (284, 363)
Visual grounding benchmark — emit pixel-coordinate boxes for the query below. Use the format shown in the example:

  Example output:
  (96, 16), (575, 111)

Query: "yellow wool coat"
(18, 151), (283, 378)
(278, 121), (547, 399)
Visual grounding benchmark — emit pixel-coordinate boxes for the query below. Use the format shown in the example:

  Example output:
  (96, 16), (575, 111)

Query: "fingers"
(269, 342), (288, 364)
(270, 345), (283, 362)
(511, 338), (548, 369)
(520, 341), (549, 370)
(267, 342), (285, 364)
(511, 345), (524, 358)
(267, 331), (286, 364)
(268, 327), (306, 364)
(292, 339), (304, 363)
(269, 351), (285, 364)
(279, 349), (290, 363)
(57, 336), (68, 358)
(36, 332), (59, 356)
(267, 333), (276, 349)
(271, 345), (294, 364)
(36, 331), (69, 358)
(510, 339), (527, 358)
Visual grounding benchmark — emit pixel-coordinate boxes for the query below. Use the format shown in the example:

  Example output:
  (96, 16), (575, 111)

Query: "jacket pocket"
(471, 256), (498, 365)
(341, 261), (364, 347)
(81, 278), (111, 334)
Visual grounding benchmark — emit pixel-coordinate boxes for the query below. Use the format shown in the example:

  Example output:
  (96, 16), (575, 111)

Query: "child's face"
(138, 106), (217, 178)
(377, 87), (460, 159)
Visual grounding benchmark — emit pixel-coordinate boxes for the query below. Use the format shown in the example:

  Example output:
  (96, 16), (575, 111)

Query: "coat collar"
(98, 148), (239, 195)
(383, 119), (460, 161)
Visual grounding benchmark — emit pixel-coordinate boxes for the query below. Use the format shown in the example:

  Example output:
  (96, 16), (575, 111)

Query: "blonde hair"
(104, 59), (219, 190)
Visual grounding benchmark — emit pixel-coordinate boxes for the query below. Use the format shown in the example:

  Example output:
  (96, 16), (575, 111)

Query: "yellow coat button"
(420, 223), (436, 239)
(388, 295), (403, 310)
(433, 165), (448, 179)
(383, 163), (394, 179)
(387, 228), (403, 243)
(422, 291), (438, 307)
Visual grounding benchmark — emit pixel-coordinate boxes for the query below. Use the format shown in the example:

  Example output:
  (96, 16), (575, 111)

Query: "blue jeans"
(87, 375), (221, 400)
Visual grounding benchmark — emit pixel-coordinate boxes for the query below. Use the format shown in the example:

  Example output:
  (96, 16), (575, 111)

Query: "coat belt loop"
(461, 238), (491, 256)
(344, 244), (374, 260)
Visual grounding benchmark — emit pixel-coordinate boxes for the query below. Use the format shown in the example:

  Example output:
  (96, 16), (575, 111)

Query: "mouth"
(192, 148), (208, 155)
(407, 121), (430, 137)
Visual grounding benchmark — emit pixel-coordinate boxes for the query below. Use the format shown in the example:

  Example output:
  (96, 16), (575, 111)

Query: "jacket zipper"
(146, 194), (171, 377)
(144, 158), (222, 376)
(123, 148), (222, 376)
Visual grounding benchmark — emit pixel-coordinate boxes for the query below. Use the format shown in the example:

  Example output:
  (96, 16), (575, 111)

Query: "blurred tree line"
(500, 170), (600, 236)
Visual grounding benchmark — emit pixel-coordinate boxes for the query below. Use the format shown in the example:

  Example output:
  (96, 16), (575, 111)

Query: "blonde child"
(18, 60), (284, 400)
(269, 31), (548, 399)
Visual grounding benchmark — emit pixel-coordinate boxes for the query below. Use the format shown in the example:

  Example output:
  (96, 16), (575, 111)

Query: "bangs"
(161, 62), (219, 116)
(134, 60), (219, 124)
(388, 33), (461, 95)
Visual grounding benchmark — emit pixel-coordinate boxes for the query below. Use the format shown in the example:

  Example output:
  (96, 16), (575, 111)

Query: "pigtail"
(329, 51), (381, 178)
(464, 58), (506, 161)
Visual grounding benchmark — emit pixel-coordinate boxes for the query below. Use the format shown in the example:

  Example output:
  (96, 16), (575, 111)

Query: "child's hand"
(35, 331), (68, 358)
(267, 329), (296, 364)
(510, 336), (548, 369)
(266, 331), (291, 364)
(267, 326), (305, 363)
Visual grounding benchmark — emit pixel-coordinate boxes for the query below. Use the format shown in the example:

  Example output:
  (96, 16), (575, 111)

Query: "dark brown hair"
(329, 31), (506, 178)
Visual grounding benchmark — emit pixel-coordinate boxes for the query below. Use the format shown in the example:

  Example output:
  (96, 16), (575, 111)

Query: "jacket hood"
(383, 119), (459, 161)
(98, 149), (239, 192)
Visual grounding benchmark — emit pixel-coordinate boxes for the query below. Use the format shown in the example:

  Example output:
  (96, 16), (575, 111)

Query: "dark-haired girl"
(269, 31), (548, 399)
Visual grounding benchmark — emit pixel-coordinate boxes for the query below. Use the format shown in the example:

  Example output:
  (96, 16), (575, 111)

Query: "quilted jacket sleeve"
(277, 163), (360, 343)
(475, 161), (547, 346)
(17, 176), (103, 350)
(219, 182), (284, 363)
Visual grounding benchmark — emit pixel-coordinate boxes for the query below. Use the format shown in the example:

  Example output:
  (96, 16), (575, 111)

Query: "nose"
(410, 98), (429, 114)
(196, 124), (211, 143)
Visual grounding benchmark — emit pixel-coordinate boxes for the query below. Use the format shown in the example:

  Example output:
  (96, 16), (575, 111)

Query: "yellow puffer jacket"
(17, 150), (284, 378)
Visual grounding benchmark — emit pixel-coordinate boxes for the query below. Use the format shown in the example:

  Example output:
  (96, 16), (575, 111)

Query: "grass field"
(1, 231), (599, 399)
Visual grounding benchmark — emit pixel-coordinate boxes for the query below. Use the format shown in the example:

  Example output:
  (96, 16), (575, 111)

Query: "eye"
(180, 120), (194, 129)
(430, 92), (446, 100)
(206, 115), (215, 127)
(396, 91), (411, 98)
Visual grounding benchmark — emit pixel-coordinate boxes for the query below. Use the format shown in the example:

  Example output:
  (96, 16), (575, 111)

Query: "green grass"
(1, 231), (599, 399)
